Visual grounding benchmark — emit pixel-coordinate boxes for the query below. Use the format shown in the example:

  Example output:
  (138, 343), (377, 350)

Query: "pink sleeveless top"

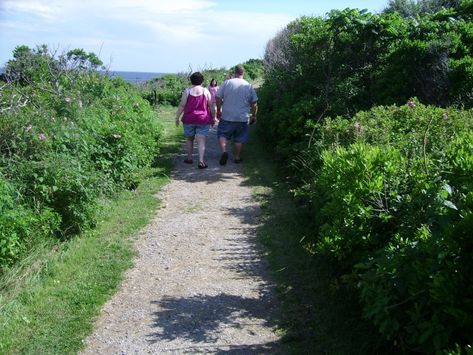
(208, 86), (218, 104)
(182, 89), (213, 125)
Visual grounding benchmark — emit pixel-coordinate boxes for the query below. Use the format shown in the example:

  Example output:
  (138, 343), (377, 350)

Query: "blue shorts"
(183, 124), (211, 137)
(217, 120), (249, 144)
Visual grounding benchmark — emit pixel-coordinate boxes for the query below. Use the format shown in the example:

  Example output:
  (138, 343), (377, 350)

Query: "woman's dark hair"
(210, 78), (218, 87)
(190, 72), (204, 85)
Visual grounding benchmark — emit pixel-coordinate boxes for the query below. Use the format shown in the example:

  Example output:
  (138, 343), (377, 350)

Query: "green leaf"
(443, 200), (458, 210)
(443, 183), (452, 195)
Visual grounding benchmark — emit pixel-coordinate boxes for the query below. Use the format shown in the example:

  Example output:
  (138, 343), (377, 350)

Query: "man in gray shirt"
(216, 65), (258, 165)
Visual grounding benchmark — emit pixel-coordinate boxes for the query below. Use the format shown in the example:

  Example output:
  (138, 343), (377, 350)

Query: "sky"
(0, 0), (389, 73)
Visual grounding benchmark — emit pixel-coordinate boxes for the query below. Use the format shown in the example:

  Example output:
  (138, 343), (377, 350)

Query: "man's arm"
(216, 97), (223, 120)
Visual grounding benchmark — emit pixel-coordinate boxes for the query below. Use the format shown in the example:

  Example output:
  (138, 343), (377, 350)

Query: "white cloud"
(1, 0), (59, 20)
(0, 0), (294, 71)
(1, 0), (291, 43)
(1, 0), (217, 19)
(109, 0), (216, 14)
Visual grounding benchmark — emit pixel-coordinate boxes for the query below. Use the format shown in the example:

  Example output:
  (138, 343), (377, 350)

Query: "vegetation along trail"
(81, 126), (281, 354)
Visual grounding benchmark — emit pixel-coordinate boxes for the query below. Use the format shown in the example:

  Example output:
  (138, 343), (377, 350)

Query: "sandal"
(234, 158), (243, 164)
(184, 158), (193, 164)
(198, 162), (208, 169)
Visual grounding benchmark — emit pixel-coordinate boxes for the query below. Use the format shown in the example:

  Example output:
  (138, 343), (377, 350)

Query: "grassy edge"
(0, 105), (182, 354)
(241, 129), (318, 354)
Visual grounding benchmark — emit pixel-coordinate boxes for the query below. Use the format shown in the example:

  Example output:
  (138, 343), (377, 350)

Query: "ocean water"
(0, 67), (167, 83)
(103, 71), (168, 83)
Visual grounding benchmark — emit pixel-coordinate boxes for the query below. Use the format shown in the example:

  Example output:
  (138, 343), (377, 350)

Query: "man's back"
(217, 78), (257, 122)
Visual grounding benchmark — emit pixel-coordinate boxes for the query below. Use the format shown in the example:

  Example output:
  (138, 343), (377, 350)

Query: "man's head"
(234, 65), (245, 77)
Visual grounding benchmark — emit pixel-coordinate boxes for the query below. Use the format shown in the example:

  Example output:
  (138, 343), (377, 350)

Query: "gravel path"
(81, 127), (282, 354)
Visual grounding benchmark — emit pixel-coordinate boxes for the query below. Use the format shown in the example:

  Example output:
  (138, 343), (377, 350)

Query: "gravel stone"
(81, 127), (282, 354)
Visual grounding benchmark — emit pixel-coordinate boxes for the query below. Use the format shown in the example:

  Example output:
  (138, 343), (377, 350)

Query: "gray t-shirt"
(216, 78), (258, 122)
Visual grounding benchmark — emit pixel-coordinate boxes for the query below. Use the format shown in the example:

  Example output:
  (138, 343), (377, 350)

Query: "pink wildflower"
(38, 133), (46, 141)
(407, 100), (416, 108)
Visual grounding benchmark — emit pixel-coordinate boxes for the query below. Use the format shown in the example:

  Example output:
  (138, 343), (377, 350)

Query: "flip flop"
(198, 162), (208, 169)
(184, 159), (193, 164)
(234, 158), (242, 164)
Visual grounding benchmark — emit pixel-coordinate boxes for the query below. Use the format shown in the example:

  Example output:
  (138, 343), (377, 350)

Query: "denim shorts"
(183, 124), (211, 137)
(217, 120), (249, 144)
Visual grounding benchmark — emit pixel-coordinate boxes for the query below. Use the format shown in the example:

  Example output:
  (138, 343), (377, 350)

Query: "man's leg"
(234, 143), (243, 162)
(218, 137), (229, 165)
(233, 122), (248, 163)
(219, 136), (227, 153)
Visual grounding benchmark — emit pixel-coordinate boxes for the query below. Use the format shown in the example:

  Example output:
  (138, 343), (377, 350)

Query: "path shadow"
(148, 293), (280, 353)
(211, 234), (267, 280)
(171, 126), (250, 185)
(223, 204), (260, 226)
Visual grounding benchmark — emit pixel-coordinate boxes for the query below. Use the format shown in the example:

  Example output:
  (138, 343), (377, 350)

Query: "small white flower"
(407, 100), (416, 108)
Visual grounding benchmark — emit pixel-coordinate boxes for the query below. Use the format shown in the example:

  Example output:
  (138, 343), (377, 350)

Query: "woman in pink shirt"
(208, 78), (219, 116)
(176, 72), (215, 169)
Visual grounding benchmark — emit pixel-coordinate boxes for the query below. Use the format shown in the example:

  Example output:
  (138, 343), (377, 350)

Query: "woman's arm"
(175, 89), (188, 126)
(204, 88), (216, 124)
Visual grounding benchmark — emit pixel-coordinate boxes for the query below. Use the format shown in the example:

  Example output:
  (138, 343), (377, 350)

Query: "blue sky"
(0, 0), (389, 73)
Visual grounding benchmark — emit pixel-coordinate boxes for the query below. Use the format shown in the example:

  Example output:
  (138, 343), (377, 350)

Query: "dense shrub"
(283, 102), (473, 352)
(240, 59), (265, 81)
(141, 74), (189, 106)
(0, 176), (32, 265)
(0, 45), (162, 266)
(0, 175), (59, 267)
(258, 3), (473, 353)
(356, 133), (473, 352)
(259, 5), (473, 158)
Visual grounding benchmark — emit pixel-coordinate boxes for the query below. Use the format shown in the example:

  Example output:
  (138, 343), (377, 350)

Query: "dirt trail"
(81, 127), (282, 354)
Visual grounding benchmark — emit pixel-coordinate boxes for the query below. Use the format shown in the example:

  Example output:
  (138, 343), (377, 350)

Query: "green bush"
(259, 6), (473, 160)
(0, 177), (30, 265)
(258, 2), (473, 351)
(0, 175), (59, 266)
(0, 44), (162, 262)
(314, 144), (405, 263)
(357, 134), (473, 353)
(290, 103), (473, 352)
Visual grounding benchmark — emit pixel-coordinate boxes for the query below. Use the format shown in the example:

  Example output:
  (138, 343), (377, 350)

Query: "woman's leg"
(186, 136), (194, 161)
(195, 134), (206, 163)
